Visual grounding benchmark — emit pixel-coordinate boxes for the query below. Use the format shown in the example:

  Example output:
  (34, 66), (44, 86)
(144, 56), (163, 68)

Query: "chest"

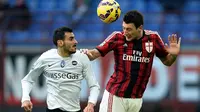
(42, 59), (84, 80)
(115, 39), (155, 57)
(44, 58), (81, 70)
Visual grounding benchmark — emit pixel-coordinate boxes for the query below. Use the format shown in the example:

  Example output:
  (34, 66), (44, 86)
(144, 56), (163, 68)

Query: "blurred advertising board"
(0, 51), (200, 106)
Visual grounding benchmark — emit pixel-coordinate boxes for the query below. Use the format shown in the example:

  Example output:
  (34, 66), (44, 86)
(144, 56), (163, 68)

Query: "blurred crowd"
(0, 0), (199, 45)
(0, 0), (31, 30)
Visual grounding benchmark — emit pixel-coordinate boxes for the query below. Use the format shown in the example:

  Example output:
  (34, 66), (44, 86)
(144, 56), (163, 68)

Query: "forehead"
(64, 32), (74, 38)
(122, 21), (135, 28)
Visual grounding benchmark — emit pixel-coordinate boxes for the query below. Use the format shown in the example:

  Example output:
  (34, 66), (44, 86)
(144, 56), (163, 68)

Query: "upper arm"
(95, 32), (119, 57)
(155, 33), (168, 58)
(82, 55), (99, 87)
(22, 57), (44, 82)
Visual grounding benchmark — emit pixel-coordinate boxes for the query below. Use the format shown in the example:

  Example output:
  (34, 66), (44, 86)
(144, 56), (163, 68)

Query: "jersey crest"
(145, 41), (153, 53)
(60, 60), (65, 68)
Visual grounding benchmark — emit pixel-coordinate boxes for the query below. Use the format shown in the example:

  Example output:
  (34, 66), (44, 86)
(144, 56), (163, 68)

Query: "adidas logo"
(123, 43), (128, 47)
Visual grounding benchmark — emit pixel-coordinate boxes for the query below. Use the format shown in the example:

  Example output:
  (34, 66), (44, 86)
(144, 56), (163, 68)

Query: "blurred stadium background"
(0, 0), (200, 112)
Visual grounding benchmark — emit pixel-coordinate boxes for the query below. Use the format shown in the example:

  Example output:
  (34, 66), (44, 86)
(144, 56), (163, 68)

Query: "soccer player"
(81, 10), (181, 112)
(21, 27), (100, 112)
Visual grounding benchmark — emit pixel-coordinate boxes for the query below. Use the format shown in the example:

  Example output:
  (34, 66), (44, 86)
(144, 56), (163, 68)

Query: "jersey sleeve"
(21, 56), (44, 103)
(155, 33), (169, 58)
(96, 31), (119, 57)
(82, 55), (100, 105)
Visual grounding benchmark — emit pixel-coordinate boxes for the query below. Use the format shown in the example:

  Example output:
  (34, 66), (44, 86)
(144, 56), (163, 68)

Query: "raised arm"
(159, 34), (181, 66)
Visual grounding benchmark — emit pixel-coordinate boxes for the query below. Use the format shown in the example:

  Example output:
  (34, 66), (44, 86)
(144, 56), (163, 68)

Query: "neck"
(136, 30), (143, 40)
(57, 48), (70, 57)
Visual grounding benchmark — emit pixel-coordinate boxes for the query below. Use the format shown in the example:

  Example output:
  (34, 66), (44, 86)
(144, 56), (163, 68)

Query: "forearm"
(21, 79), (34, 103)
(88, 49), (101, 61)
(162, 54), (177, 66)
(88, 83), (100, 105)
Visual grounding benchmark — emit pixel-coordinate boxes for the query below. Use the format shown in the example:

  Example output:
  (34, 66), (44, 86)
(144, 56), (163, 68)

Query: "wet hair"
(53, 27), (73, 46)
(123, 10), (144, 29)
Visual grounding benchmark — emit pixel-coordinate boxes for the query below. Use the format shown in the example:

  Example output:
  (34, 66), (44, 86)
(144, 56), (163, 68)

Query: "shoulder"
(106, 31), (123, 40)
(40, 49), (57, 59)
(101, 31), (124, 45)
(73, 50), (90, 62)
(144, 30), (162, 39)
(144, 30), (159, 36)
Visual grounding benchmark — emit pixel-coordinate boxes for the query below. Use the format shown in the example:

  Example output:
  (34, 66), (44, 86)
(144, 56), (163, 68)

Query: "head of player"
(123, 10), (144, 41)
(53, 27), (78, 56)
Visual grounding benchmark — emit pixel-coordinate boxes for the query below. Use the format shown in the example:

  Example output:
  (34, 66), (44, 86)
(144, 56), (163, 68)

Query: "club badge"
(145, 41), (153, 53)
(60, 60), (65, 68)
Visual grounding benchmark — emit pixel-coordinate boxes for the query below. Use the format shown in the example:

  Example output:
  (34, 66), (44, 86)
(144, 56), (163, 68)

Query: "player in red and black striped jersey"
(81, 10), (181, 112)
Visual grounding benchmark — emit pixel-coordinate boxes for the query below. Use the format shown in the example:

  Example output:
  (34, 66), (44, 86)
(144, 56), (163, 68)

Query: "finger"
(168, 35), (173, 44)
(80, 49), (86, 53)
(173, 34), (177, 43)
(29, 104), (33, 110)
(168, 35), (172, 43)
(90, 109), (94, 112)
(24, 106), (29, 112)
(170, 34), (173, 42)
(164, 43), (169, 50)
(82, 49), (89, 54)
(24, 105), (32, 112)
(173, 34), (176, 41)
(171, 34), (175, 42)
(178, 37), (181, 46)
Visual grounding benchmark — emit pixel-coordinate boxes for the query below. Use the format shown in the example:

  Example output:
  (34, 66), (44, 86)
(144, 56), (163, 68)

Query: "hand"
(21, 100), (33, 112)
(80, 49), (94, 59)
(80, 49), (89, 54)
(83, 102), (95, 112)
(165, 34), (181, 56)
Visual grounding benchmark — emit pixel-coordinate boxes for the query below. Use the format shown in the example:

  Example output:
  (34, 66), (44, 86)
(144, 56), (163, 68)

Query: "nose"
(74, 39), (78, 44)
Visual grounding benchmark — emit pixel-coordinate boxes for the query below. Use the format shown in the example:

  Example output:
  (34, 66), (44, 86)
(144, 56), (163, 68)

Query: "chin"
(71, 50), (76, 54)
(126, 37), (133, 41)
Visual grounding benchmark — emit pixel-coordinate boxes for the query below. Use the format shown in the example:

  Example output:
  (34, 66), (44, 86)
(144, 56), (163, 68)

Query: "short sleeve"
(155, 33), (169, 58)
(96, 31), (120, 57)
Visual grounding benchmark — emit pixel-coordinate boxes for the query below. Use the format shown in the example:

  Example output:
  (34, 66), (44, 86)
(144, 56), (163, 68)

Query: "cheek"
(131, 31), (136, 36)
(64, 43), (70, 48)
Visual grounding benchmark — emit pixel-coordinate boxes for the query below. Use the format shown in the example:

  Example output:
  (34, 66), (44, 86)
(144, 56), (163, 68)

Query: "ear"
(137, 25), (143, 32)
(57, 40), (64, 46)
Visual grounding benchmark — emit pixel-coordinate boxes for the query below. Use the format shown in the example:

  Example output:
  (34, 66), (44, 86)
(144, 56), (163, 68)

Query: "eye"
(127, 28), (131, 31)
(69, 36), (74, 40)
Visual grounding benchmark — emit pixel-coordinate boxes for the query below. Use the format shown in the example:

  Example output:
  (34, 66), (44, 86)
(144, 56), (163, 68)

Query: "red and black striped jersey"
(96, 30), (168, 98)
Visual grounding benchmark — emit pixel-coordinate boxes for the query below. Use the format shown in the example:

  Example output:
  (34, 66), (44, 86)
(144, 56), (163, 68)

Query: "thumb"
(29, 103), (33, 109)
(165, 43), (169, 49)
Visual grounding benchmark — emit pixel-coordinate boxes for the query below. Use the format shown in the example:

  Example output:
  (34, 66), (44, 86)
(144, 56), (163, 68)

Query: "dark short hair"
(53, 27), (73, 46)
(123, 10), (144, 29)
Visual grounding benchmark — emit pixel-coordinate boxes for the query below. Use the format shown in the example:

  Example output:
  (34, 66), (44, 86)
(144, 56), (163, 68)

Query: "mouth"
(73, 44), (76, 47)
(124, 35), (133, 41)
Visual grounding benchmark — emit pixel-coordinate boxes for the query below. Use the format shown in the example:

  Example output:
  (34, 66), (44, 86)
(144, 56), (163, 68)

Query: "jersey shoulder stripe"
(144, 30), (164, 44)
(144, 30), (159, 35)
(105, 31), (121, 42)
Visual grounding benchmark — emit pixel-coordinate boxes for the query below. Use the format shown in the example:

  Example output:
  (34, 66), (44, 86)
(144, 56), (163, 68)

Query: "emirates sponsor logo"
(123, 50), (150, 63)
